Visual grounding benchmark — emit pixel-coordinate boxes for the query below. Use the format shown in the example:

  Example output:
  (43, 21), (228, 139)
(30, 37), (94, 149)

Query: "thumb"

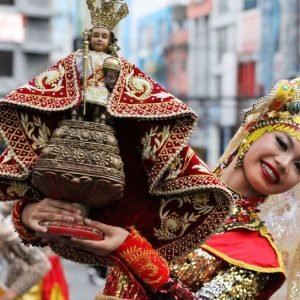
(33, 221), (48, 233)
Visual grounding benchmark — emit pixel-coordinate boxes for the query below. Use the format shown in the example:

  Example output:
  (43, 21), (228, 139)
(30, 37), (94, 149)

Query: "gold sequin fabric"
(195, 265), (269, 299)
(170, 248), (226, 292)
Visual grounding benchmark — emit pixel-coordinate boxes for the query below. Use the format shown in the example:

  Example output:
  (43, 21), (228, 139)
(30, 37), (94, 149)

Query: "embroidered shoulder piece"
(1, 52), (81, 111)
(0, 106), (58, 179)
(108, 58), (197, 121)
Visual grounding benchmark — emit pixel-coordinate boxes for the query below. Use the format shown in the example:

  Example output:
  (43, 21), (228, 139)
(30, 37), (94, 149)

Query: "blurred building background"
(0, 0), (79, 95)
(1, 0), (298, 168)
(133, 0), (300, 168)
(0, 0), (300, 298)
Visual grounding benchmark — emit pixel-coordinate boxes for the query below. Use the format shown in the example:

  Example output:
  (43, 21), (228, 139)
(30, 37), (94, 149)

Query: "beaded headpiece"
(232, 78), (300, 167)
(86, 0), (129, 31)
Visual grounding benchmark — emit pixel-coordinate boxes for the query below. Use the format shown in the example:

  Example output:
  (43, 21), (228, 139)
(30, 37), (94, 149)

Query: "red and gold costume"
(2, 43), (298, 299)
(0, 52), (232, 298)
(42, 255), (69, 300)
(97, 187), (286, 299)
(93, 79), (299, 299)
(1, 0), (296, 296)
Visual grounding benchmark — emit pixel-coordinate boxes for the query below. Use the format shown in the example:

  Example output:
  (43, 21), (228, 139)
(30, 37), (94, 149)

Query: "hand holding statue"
(21, 198), (128, 256)
(21, 198), (83, 233)
(68, 219), (129, 256)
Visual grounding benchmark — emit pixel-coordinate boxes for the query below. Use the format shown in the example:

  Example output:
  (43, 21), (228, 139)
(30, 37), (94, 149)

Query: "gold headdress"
(86, 0), (129, 31)
(218, 78), (300, 167)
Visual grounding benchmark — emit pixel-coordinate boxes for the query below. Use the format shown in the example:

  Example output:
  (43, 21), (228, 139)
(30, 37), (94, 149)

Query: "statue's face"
(104, 70), (119, 90)
(90, 27), (111, 53)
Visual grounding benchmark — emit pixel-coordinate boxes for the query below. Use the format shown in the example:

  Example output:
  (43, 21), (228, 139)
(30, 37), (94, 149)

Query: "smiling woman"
(220, 131), (300, 198)
(125, 79), (299, 299)
(112, 78), (300, 299)
(191, 78), (300, 299)
(71, 79), (300, 299)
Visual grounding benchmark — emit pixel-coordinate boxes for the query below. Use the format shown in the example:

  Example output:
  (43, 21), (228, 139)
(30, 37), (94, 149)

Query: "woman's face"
(242, 131), (300, 195)
(90, 27), (111, 52)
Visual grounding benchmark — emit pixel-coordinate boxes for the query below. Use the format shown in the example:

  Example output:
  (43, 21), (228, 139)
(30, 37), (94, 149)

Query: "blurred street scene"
(1, 0), (300, 169)
(0, 249), (104, 300)
(0, 0), (300, 299)
(63, 260), (104, 300)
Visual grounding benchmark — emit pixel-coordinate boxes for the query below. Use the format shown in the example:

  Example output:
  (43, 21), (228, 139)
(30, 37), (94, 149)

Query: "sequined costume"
(2, 0), (297, 298)
(95, 80), (300, 299)
(96, 188), (285, 299)
(168, 190), (285, 300)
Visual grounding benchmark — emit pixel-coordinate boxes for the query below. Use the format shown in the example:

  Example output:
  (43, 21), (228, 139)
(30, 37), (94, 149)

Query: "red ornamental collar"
(203, 229), (285, 274)
(236, 196), (265, 209)
(0, 53), (197, 123)
(0, 53), (198, 181)
(203, 194), (284, 275)
(1, 53), (82, 111)
(107, 57), (196, 120)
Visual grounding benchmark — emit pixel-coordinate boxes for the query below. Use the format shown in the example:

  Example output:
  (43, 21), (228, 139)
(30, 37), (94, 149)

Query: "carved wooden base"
(32, 170), (124, 207)
(32, 119), (125, 208)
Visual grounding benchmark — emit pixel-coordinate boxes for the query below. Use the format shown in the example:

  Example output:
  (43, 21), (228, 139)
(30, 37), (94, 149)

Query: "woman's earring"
(235, 139), (248, 168)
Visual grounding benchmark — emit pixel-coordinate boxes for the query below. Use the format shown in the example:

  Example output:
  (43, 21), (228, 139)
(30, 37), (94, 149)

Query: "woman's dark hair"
(88, 28), (119, 55)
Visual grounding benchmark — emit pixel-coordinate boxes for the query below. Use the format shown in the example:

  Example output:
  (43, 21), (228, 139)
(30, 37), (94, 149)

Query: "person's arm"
(69, 219), (277, 300)
(113, 227), (196, 299)
(6, 247), (51, 299)
(70, 219), (196, 299)
(0, 178), (43, 246)
(114, 233), (272, 300)
(0, 222), (51, 300)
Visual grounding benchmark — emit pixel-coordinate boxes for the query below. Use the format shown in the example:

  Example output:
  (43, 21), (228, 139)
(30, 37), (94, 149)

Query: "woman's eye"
(276, 136), (288, 151)
(294, 161), (300, 173)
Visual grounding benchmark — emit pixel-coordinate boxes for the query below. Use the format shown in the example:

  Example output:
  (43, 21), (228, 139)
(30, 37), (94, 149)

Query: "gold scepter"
(82, 29), (90, 116)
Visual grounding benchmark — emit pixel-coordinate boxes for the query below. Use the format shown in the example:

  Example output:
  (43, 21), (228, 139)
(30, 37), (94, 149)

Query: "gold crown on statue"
(86, 0), (129, 31)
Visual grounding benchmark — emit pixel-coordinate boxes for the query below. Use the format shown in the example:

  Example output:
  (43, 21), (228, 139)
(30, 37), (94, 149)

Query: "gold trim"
(95, 295), (123, 300)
